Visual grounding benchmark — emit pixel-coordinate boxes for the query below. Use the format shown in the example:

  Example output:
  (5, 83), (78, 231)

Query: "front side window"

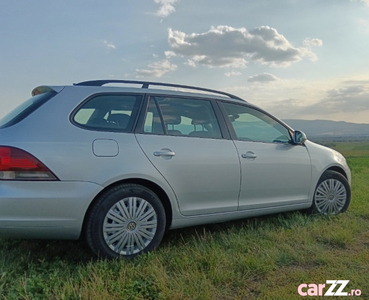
(143, 96), (222, 139)
(222, 102), (291, 143)
(73, 94), (142, 132)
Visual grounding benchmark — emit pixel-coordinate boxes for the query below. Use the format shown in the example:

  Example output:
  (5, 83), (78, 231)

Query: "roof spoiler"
(31, 86), (63, 96)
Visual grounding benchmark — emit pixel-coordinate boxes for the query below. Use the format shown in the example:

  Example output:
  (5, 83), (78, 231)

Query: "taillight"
(0, 146), (58, 181)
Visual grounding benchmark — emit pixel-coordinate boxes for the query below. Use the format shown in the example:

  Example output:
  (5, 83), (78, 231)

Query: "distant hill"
(283, 119), (369, 140)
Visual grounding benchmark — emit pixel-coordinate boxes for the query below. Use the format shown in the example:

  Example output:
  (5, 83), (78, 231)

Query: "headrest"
(191, 109), (210, 125)
(164, 114), (181, 125)
(107, 113), (130, 127)
(191, 118), (210, 125)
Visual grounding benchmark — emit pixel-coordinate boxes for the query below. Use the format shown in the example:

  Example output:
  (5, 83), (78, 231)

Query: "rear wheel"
(86, 184), (166, 259)
(310, 170), (351, 215)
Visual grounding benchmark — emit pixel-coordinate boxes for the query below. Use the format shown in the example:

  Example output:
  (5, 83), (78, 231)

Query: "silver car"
(0, 80), (351, 258)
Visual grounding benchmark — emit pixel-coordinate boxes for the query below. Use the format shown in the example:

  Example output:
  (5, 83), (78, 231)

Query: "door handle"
(154, 150), (176, 157)
(241, 151), (257, 159)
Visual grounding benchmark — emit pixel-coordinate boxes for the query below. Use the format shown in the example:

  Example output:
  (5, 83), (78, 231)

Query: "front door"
(221, 102), (312, 210)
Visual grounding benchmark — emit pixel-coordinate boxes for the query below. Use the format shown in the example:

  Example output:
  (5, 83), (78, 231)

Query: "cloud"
(164, 51), (176, 58)
(358, 19), (369, 33)
(301, 38), (322, 61)
(167, 26), (321, 68)
(187, 56), (247, 69)
(303, 38), (323, 47)
(248, 73), (278, 83)
(342, 79), (369, 85)
(312, 84), (369, 114)
(154, 0), (178, 17)
(136, 60), (177, 78)
(264, 98), (304, 116)
(102, 40), (116, 51)
(185, 59), (197, 68)
(264, 81), (369, 121)
(350, 0), (369, 7)
(225, 71), (242, 77)
(326, 85), (364, 98)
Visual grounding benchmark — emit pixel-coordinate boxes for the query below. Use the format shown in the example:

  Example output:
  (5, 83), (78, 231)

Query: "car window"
(0, 91), (57, 129)
(144, 97), (165, 134)
(222, 102), (291, 143)
(143, 96), (222, 139)
(73, 94), (142, 132)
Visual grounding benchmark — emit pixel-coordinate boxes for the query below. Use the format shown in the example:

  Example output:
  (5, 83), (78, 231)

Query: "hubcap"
(127, 221), (137, 231)
(314, 179), (347, 215)
(103, 197), (157, 255)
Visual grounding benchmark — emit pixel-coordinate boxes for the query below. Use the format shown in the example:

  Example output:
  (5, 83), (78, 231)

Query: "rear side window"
(143, 96), (222, 139)
(0, 91), (57, 129)
(73, 94), (143, 132)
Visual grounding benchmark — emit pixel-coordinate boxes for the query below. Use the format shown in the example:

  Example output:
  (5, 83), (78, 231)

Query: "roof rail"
(73, 80), (244, 101)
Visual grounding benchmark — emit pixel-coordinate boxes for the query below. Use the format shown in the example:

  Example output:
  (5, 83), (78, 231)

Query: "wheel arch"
(325, 166), (348, 180)
(82, 178), (173, 237)
(309, 168), (351, 215)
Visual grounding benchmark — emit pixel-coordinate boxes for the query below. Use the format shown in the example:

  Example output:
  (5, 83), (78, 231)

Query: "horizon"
(1, 0), (369, 124)
(283, 118), (369, 125)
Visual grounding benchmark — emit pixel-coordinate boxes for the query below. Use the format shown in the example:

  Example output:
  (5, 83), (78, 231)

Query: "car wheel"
(310, 170), (351, 215)
(86, 184), (166, 259)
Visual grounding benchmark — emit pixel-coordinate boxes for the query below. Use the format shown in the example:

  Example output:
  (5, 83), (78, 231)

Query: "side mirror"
(293, 130), (307, 145)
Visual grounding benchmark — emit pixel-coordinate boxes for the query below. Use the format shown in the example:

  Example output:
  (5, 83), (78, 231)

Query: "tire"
(86, 184), (166, 259)
(310, 170), (351, 215)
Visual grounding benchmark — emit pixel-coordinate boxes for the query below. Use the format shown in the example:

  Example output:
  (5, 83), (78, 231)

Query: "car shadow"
(0, 211), (322, 264)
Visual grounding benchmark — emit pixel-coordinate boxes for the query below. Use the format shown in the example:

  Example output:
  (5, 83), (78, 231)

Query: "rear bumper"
(0, 181), (103, 239)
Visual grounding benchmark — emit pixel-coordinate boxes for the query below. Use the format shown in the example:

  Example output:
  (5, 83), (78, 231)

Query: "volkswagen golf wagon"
(0, 80), (351, 258)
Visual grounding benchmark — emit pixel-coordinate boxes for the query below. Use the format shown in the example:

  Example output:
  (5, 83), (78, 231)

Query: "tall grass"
(0, 142), (368, 299)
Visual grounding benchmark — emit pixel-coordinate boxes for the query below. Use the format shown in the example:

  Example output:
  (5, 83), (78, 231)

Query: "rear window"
(72, 94), (143, 132)
(0, 91), (57, 129)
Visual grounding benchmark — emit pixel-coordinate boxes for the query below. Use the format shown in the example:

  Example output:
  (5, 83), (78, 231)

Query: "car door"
(135, 95), (240, 216)
(220, 102), (312, 210)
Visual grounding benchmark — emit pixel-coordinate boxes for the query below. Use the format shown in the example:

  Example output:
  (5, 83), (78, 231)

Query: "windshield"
(0, 91), (57, 129)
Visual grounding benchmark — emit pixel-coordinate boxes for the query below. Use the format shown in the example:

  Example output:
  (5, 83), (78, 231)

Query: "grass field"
(1, 142), (368, 299)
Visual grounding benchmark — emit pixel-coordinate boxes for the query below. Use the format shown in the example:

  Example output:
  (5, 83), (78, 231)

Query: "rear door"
(135, 95), (240, 216)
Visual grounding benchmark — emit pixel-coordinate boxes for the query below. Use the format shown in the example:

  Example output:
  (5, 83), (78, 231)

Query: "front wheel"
(86, 184), (166, 259)
(310, 170), (351, 215)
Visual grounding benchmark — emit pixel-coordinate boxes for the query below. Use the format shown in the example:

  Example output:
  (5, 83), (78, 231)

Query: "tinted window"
(0, 91), (57, 129)
(144, 97), (164, 135)
(144, 96), (222, 139)
(73, 94), (142, 132)
(222, 102), (291, 143)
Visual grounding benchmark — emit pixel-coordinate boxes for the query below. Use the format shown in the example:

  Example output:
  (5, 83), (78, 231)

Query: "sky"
(1, 0), (369, 124)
